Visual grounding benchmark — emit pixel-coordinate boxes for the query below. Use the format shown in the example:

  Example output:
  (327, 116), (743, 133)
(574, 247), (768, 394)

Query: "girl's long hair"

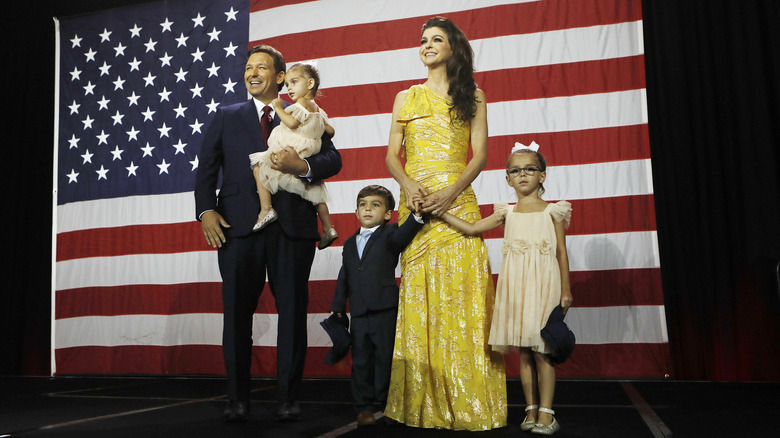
(421, 17), (478, 123)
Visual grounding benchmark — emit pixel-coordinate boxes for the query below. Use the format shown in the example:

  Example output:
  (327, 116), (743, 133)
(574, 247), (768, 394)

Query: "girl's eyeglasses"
(507, 166), (541, 177)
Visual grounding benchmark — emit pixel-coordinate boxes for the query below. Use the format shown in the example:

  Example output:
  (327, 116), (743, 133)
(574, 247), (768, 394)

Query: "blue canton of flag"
(57, 0), (249, 205)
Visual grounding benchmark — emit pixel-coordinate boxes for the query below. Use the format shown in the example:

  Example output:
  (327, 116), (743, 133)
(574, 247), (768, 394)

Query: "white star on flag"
(157, 159), (171, 174)
(97, 96), (110, 110)
(129, 24), (142, 38)
(96, 130), (110, 144)
(126, 161), (139, 176)
(96, 165), (109, 180)
(111, 146), (125, 160)
(158, 123), (172, 138)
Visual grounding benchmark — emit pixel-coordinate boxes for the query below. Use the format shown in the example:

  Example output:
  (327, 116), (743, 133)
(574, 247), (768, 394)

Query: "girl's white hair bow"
(511, 141), (540, 153)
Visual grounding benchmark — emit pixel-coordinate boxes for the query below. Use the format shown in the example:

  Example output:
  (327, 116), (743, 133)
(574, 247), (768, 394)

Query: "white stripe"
(55, 230), (657, 290)
(472, 159), (655, 204)
(55, 158), (652, 232)
(486, 231), (660, 275)
(57, 192), (195, 233)
(288, 22), (644, 90)
(55, 251), (219, 290)
(314, 231), (660, 282)
(488, 89), (648, 136)
(54, 305), (666, 348)
(328, 159), (653, 215)
(473, 21), (645, 74)
(54, 313), (333, 349)
(566, 305), (669, 344)
(249, 0), (540, 40)
(331, 90), (648, 150)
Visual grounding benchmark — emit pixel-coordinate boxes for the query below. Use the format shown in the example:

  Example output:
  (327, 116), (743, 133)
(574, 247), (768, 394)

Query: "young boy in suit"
(330, 185), (424, 426)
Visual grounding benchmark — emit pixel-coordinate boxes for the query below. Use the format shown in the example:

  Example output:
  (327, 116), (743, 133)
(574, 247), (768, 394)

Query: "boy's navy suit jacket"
(331, 217), (423, 317)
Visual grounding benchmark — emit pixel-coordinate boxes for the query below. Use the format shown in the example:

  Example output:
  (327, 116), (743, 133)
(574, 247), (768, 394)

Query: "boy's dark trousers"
(350, 307), (397, 411)
(330, 218), (424, 411)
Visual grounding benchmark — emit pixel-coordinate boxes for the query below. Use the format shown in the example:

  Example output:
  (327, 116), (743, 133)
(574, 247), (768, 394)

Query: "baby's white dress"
(249, 102), (329, 204)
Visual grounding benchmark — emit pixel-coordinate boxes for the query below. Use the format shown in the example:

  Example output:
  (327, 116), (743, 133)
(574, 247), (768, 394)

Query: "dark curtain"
(643, 0), (780, 380)
(0, 0), (150, 376)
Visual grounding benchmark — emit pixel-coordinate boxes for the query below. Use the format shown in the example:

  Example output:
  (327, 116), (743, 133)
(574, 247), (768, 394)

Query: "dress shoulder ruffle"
(285, 101), (310, 123)
(396, 85), (431, 123)
(548, 200), (572, 229)
(493, 202), (511, 220)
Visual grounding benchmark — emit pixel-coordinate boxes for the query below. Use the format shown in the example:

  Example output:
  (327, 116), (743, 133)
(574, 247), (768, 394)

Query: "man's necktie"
(357, 229), (373, 259)
(260, 106), (272, 144)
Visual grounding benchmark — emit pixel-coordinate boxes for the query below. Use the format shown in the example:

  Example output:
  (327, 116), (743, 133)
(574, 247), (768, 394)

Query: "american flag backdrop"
(53, 0), (670, 378)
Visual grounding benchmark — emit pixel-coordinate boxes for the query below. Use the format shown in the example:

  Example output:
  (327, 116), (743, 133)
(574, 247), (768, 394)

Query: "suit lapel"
(239, 100), (266, 151)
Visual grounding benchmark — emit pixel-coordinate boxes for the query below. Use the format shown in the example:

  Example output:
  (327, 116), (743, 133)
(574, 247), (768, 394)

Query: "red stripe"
(312, 56), (646, 118)
(479, 195), (657, 237)
(55, 342), (669, 378)
(55, 280), (343, 318)
(323, 195), (657, 241)
(56, 221), (206, 262)
(252, 0), (643, 61)
(55, 267), (662, 318)
(250, 0), (311, 13)
(55, 283), (222, 319)
(331, 124), (651, 182)
(310, 269), (665, 309)
(568, 268), (663, 307)
(55, 193), (653, 262)
(55, 345), (347, 377)
(506, 342), (672, 378)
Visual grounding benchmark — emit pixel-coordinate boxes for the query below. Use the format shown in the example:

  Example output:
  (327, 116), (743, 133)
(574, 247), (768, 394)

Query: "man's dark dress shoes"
(222, 400), (249, 422)
(275, 401), (301, 422)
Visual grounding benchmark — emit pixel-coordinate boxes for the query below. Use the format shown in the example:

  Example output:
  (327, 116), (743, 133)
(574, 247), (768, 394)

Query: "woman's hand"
(421, 186), (458, 216)
(401, 179), (429, 211)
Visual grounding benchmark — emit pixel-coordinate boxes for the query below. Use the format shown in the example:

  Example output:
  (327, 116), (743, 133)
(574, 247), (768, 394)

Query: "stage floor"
(0, 376), (776, 437)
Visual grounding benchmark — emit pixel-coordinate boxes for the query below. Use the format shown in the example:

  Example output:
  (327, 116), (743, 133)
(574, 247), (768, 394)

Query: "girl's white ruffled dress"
(489, 201), (572, 353)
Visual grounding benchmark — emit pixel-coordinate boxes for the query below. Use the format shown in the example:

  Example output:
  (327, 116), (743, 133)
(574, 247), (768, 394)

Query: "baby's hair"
(356, 185), (395, 213)
(507, 148), (547, 196)
(287, 63), (322, 98)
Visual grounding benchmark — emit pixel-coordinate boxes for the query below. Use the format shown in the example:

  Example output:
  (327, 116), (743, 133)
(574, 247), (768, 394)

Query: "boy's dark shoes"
(356, 410), (376, 426)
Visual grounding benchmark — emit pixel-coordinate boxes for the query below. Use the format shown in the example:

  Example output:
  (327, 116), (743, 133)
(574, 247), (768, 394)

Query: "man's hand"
(201, 210), (230, 248)
(270, 146), (308, 176)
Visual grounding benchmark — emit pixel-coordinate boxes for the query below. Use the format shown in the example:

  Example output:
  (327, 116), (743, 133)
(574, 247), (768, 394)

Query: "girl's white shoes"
(318, 227), (338, 250)
(253, 208), (278, 232)
(520, 404), (537, 431)
(530, 407), (560, 435)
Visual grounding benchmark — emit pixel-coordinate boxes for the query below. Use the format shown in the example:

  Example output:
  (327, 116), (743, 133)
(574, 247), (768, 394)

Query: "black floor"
(0, 376), (777, 437)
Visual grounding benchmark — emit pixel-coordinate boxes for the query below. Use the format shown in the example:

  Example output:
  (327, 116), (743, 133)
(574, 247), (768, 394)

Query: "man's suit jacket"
(331, 217), (424, 317)
(194, 99), (341, 239)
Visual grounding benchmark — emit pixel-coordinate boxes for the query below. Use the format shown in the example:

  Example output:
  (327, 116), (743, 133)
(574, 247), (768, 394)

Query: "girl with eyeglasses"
(435, 143), (573, 435)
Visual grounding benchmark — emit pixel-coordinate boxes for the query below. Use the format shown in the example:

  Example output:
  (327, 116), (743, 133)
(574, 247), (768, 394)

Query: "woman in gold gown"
(384, 17), (507, 431)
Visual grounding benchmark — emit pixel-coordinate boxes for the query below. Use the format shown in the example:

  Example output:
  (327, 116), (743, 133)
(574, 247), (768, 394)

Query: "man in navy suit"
(195, 45), (342, 423)
(330, 185), (424, 426)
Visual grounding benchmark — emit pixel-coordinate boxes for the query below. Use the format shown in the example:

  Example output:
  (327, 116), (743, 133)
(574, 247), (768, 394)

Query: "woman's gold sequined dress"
(384, 84), (507, 430)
